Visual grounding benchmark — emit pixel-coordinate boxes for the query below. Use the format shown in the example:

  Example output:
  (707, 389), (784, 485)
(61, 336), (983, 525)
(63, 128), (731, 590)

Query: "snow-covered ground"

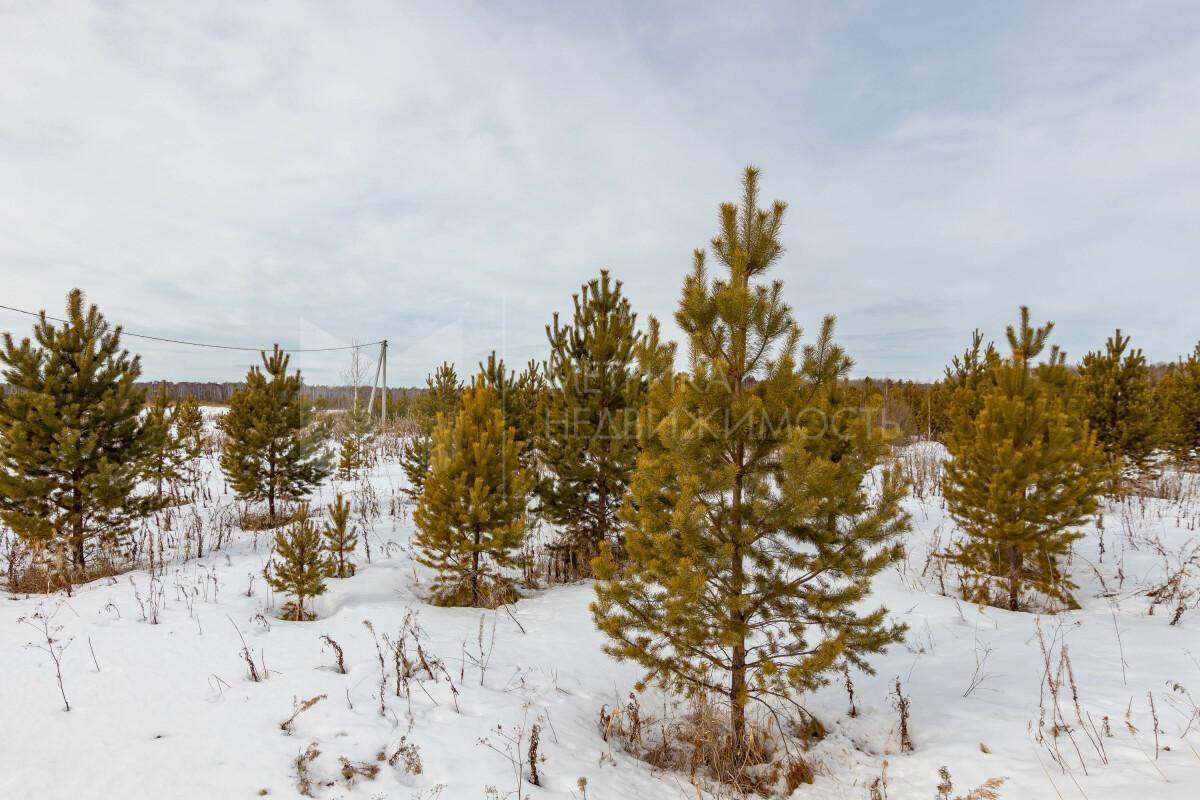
(2, 439), (1199, 799)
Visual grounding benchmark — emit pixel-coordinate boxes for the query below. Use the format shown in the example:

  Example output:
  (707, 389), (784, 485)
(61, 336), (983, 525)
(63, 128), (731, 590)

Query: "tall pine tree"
(1078, 329), (1155, 478)
(219, 345), (331, 520)
(400, 362), (462, 500)
(414, 377), (533, 607)
(0, 290), (164, 586)
(592, 169), (909, 758)
(943, 308), (1107, 611)
(538, 271), (652, 576)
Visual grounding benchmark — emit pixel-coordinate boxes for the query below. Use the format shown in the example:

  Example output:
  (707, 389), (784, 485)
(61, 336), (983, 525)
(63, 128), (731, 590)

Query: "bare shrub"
(320, 634), (346, 674)
(1033, 621), (1109, 774)
(280, 694), (326, 734)
(388, 736), (423, 775)
(19, 602), (73, 711)
(295, 743), (321, 797)
(893, 678), (914, 753)
(899, 443), (945, 500)
(528, 724), (542, 787)
(936, 766), (1005, 800)
(478, 719), (535, 800)
(338, 756), (380, 785)
(228, 614), (265, 682)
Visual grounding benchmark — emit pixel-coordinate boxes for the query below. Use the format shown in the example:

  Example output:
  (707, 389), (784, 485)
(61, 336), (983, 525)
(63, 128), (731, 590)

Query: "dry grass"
(239, 506), (302, 531)
(5, 548), (131, 595)
(599, 691), (823, 797)
(426, 574), (519, 609)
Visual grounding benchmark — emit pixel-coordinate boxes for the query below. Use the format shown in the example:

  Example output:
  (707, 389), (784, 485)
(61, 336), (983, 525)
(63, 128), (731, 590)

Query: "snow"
(2, 438), (1199, 799)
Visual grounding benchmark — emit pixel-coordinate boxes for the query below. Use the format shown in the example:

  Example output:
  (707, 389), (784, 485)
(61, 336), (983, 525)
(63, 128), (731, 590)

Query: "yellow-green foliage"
(338, 403), (375, 479)
(265, 504), (330, 621)
(1078, 329), (1155, 476)
(322, 493), (358, 578)
(943, 308), (1107, 612)
(1158, 342), (1200, 465)
(401, 362), (462, 500)
(591, 168), (909, 754)
(219, 345), (331, 518)
(414, 378), (533, 607)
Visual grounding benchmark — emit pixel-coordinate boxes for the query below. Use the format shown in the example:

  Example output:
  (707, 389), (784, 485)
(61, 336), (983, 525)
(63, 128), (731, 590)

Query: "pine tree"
(943, 308), (1107, 612)
(1158, 343), (1200, 465)
(265, 504), (330, 620)
(940, 330), (1000, 425)
(400, 362), (463, 500)
(537, 271), (653, 575)
(174, 395), (206, 462)
(0, 290), (164, 586)
(338, 434), (362, 481)
(479, 351), (544, 465)
(322, 493), (358, 578)
(414, 377), (533, 607)
(144, 382), (190, 501)
(1078, 329), (1156, 478)
(337, 402), (375, 479)
(219, 345), (332, 520)
(171, 394), (206, 496)
(591, 169), (909, 758)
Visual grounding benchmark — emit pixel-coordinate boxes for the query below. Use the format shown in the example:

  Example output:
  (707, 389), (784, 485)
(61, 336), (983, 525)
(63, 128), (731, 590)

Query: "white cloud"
(1, 1), (1197, 383)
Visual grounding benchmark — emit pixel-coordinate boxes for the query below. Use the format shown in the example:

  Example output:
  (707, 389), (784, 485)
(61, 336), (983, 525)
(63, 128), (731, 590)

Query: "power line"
(0, 302), (383, 353)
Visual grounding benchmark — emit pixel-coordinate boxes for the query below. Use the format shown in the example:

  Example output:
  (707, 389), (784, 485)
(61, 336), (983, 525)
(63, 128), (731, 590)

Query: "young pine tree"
(144, 382), (190, 502)
(943, 308), (1107, 612)
(0, 290), (164, 587)
(1157, 343), (1200, 465)
(400, 362), (463, 500)
(174, 395), (206, 462)
(592, 169), (909, 759)
(538, 271), (653, 575)
(414, 377), (533, 607)
(170, 394), (206, 498)
(479, 351), (544, 468)
(1078, 329), (1156, 478)
(337, 402), (375, 479)
(322, 493), (358, 578)
(219, 345), (332, 520)
(265, 504), (330, 620)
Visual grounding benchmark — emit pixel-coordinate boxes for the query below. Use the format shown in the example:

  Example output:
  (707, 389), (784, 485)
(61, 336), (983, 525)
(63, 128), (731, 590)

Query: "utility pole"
(381, 339), (388, 425)
(366, 341), (383, 420)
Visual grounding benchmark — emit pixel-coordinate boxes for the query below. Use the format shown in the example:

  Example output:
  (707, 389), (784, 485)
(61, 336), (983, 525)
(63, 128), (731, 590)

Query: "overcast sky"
(2, 1), (1198, 385)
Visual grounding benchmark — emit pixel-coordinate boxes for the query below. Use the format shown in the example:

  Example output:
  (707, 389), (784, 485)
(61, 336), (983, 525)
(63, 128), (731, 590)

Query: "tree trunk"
(730, 642), (747, 758)
(471, 525), (481, 606)
(71, 485), (86, 572)
(729, 443), (747, 760)
(1007, 544), (1021, 611)
(268, 451), (277, 518)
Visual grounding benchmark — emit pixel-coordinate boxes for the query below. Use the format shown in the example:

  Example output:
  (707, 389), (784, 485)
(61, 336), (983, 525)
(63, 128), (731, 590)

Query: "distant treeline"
(133, 382), (419, 409)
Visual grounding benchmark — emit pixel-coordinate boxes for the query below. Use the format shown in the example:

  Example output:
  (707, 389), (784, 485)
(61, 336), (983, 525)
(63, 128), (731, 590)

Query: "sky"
(1, 1), (1198, 385)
